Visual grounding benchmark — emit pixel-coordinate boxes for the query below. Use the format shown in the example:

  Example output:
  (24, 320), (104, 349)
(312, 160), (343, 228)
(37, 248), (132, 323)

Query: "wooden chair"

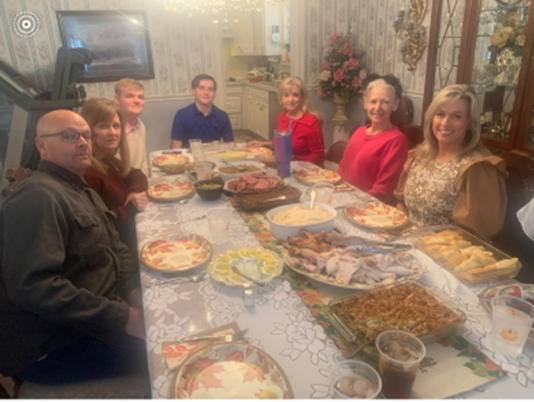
(491, 150), (534, 284)
(403, 124), (424, 150)
(324, 141), (347, 164)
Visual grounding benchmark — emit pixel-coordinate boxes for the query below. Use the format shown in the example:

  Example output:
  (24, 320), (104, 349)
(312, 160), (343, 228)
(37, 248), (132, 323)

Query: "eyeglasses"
(40, 129), (91, 143)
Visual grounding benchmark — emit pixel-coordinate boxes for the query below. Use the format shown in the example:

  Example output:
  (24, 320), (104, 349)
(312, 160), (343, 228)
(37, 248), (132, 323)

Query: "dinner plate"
(214, 161), (265, 181)
(479, 284), (534, 345)
(147, 181), (196, 201)
(153, 154), (189, 167)
(209, 248), (283, 286)
(295, 168), (342, 185)
(246, 147), (273, 155)
(141, 233), (213, 273)
(173, 342), (293, 398)
(343, 202), (409, 230)
(282, 249), (423, 290)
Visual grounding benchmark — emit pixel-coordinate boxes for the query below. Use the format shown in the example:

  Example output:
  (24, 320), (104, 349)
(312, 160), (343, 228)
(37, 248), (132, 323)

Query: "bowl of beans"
(194, 178), (224, 201)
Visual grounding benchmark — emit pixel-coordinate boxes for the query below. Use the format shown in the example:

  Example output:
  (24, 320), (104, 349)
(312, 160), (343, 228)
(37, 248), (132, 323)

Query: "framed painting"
(57, 10), (154, 83)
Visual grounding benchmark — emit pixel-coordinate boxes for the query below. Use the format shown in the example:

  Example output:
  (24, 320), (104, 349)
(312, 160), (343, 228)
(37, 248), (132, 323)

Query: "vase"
(332, 93), (349, 122)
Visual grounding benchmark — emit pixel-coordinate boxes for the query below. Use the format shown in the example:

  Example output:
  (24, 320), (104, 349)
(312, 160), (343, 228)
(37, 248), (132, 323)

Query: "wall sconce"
(393, 0), (428, 73)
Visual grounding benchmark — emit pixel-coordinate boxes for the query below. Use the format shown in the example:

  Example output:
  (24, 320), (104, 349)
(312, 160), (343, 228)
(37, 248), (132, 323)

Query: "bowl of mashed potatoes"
(266, 203), (337, 240)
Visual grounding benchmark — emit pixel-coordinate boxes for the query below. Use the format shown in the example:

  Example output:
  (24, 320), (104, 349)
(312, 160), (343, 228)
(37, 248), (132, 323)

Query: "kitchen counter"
(226, 80), (280, 94)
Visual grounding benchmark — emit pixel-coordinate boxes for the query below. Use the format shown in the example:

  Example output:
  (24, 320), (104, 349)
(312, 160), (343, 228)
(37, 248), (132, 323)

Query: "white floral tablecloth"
(137, 156), (534, 398)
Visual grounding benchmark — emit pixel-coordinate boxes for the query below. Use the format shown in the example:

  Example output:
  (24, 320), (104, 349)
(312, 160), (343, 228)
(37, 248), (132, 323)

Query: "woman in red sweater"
(248, 76), (325, 167)
(338, 74), (408, 205)
(81, 98), (148, 262)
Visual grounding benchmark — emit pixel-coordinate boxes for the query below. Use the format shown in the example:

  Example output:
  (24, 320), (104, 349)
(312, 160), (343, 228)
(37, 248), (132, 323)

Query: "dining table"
(137, 150), (534, 399)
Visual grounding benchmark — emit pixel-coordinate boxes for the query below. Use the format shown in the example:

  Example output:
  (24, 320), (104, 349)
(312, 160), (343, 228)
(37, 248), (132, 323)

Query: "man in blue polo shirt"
(170, 74), (234, 149)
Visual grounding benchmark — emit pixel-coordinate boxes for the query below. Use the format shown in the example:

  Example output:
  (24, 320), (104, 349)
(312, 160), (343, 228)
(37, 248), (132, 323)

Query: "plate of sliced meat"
(224, 173), (285, 193)
(281, 230), (423, 290)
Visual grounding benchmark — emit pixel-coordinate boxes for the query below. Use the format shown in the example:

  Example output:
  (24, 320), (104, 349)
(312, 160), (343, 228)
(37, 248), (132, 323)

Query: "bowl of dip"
(266, 202), (337, 240)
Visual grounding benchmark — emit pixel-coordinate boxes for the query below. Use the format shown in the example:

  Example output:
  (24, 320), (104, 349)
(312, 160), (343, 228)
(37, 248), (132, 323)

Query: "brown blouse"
(395, 152), (508, 240)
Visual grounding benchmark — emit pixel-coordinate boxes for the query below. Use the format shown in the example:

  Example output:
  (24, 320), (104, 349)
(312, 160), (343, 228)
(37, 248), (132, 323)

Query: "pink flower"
(342, 44), (353, 56)
(333, 69), (344, 82)
(321, 62), (329, 71)
(317, 87), (326, 98)
(330, 33), (340, 43)
(352, 76), (363, 88)
(347, 58), (359, 70)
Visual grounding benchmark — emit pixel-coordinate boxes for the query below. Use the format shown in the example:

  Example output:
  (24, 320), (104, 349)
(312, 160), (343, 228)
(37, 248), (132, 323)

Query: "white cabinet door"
(229, 114), (242, 130)
(233, 11), (254, 55)
(226, 96), (242, 113)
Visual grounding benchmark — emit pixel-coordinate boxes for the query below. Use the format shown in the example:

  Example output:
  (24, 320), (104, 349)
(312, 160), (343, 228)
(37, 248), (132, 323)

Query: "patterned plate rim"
(294, 168), (342, 186)
(172, 341), (294, 399)
(140, 233), (213, 273)
(147, 181), (196, 202)
(209, 249), (283, 287)
(342, 202), (410, 231)
(152, 154), (190, 167)
(282, 249), (423, 290)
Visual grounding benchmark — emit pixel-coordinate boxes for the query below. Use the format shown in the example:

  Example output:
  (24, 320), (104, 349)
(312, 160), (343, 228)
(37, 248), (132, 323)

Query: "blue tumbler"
(274, 130), (292, 178)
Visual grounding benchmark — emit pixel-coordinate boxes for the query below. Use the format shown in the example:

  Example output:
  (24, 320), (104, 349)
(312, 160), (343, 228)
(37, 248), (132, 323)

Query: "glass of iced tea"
(375, 330), (425, 399)
(491, 296), (534, 357)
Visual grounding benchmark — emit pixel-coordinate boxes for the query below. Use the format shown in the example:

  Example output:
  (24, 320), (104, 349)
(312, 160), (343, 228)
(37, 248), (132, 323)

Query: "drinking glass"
(313, 183), (334, 205)
(491, 296), (534, 357)
(330, 360), (382, 399)
(195, 161), (213, 181)
(207, 209), (230, 244)
(189, 139), (202, 153)
(375, 330), (425, 399)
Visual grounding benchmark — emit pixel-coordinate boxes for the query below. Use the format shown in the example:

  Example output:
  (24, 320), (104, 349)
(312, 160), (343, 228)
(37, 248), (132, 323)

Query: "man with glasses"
(0, 110), (147, 386)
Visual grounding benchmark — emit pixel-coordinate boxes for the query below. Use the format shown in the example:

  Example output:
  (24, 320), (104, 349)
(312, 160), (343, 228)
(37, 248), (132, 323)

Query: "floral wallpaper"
(0, 0), (218, 100)
(304, 0), (434, 95)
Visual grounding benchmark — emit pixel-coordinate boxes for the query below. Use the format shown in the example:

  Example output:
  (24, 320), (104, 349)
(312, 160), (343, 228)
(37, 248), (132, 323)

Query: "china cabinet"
(425, 0), (534, 156)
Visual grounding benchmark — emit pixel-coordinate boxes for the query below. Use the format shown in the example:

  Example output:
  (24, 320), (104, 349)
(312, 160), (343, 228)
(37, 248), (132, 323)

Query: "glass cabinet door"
(466, 0), (531, 145)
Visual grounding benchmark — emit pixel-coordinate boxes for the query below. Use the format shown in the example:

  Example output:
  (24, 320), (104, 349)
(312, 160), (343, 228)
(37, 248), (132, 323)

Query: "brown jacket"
(395, 153), (508, 240)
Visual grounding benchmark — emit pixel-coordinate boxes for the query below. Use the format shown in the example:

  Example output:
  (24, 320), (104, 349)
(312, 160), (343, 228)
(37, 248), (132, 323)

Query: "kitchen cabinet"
(242, 86), (283, 140)
(425, 0), (534, 156)
(232, 2), (283, 56)
(226, 84), (243, 130)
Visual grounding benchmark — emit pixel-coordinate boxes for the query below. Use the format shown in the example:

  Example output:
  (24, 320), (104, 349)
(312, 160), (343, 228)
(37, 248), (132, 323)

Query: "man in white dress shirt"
(114, 78), (149, 176)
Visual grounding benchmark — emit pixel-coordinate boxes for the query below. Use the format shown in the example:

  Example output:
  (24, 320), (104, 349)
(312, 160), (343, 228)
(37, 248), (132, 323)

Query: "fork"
(186, 328), (249, 343)
(146, 271), (207, 288)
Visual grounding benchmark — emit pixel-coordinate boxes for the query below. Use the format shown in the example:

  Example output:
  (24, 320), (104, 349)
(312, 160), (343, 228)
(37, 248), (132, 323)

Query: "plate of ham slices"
(224, 173), (285, 193)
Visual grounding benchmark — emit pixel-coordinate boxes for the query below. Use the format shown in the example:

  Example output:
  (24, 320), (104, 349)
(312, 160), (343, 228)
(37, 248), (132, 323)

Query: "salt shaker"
(243, 287), (256, 307)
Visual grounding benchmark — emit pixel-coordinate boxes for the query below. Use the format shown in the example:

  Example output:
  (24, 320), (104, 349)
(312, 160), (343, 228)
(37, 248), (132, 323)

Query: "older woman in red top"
(248, 76), (325, 167)
(338, 74), (408, 205)
(81, 98), (148, 263)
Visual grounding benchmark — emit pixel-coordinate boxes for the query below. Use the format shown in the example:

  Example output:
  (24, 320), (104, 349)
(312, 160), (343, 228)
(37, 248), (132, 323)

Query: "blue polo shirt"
(171, 102), (234, 148)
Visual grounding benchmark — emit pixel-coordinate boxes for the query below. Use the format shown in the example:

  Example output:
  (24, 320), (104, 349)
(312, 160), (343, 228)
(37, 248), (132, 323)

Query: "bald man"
(0, 110), (147, 385)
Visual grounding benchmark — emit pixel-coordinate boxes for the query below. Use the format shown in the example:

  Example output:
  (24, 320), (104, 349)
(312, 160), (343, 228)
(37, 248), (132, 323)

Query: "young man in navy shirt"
(170, 74), (234, 149)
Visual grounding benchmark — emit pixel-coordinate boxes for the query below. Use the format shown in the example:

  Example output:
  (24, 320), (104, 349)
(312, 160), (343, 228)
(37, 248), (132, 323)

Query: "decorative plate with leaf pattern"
(174, 342), (293, 399)
(153, 154), (189, 167)
(209, 248), (283, 287)
(343, 202), (409, 230)
(147, 181), (195, 201)
(295, 168), (342, 185)
(141, 233), (212, 273)
(246, 147), (273, 155)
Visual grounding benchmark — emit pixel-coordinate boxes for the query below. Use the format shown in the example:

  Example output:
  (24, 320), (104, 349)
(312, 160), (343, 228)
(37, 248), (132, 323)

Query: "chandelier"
(159, 0), (283, 23)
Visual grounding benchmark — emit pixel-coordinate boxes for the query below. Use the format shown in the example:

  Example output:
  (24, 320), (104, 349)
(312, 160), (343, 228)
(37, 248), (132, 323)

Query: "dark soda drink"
(378, 350), (419, 398)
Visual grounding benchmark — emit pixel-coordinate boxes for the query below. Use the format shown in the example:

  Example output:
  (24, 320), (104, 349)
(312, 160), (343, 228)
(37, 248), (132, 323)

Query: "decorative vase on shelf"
(332, 93), (349, 122)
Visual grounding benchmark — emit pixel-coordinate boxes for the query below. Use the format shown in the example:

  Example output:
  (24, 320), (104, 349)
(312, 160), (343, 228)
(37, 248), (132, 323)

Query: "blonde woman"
(395, 85), (507, 240)
(248, 76), (325, 166)
(82, 98), (148, 223)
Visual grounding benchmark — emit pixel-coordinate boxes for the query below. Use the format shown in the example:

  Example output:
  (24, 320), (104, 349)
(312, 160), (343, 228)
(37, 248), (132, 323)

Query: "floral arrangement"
(317, 33), (366, 100)
(488, 9), (526, 56)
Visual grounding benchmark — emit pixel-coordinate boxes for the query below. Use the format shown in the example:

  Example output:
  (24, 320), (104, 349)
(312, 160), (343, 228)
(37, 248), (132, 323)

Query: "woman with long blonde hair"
(395, 85), (507, 240)
(82, 98), (148, 258)
(248, 76), (325, 166)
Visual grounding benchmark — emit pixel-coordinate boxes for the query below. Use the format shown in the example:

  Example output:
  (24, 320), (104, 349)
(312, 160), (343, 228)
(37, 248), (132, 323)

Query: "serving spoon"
(309, 189), (316, 209)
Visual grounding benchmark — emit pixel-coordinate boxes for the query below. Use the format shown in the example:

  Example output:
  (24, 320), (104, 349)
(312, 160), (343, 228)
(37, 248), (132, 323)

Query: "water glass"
(313, 183), (334, 205)
(195, 161), (213, 181)
(375, 330), (425, 399)
(189, 139), (202, 153)
(207, 209), (230, 244)
(491, 296), (534, 357)
(330, 360), (382, 399)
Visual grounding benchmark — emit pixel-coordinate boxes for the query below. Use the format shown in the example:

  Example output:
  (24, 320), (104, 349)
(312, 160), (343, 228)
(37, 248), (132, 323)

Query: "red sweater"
(339, 125), (408, 205)
(276, 112), (325, 167)
(84, 156), (148, 222)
